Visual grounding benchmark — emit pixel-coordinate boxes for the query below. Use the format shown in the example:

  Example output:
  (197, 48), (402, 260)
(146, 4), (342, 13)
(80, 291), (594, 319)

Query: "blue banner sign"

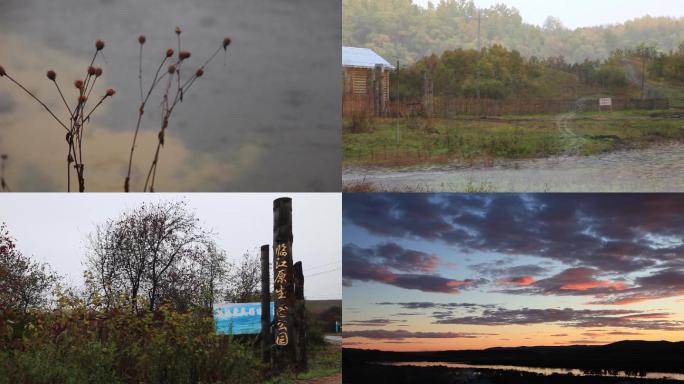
(214, 302), (275, 335)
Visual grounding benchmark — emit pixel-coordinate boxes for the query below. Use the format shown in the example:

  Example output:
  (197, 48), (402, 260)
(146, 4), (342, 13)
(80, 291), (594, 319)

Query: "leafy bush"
(0, 299), (265, 384)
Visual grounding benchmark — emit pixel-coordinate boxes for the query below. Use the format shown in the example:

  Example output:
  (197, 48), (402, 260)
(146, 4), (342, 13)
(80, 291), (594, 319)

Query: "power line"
(305, 267), (341, 278)
(303, 259), (341, 271)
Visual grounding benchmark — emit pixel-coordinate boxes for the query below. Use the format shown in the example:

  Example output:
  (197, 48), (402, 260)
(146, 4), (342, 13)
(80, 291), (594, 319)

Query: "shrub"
(0, 301), (265, 384)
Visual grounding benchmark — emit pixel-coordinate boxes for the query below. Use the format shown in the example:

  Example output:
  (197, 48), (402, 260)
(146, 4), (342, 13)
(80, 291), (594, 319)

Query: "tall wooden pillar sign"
(293, 261), (307, 372)
(273, 197), (295, 372)
(260, 244), (271, 364)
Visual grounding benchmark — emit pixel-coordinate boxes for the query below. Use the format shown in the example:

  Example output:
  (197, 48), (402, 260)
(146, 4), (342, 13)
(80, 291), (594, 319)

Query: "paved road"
(324, 335), (342, 345)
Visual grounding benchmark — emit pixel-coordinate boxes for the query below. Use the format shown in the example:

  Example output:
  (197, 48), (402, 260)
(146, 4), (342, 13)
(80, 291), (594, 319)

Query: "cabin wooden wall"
(342, 66), (391, 116)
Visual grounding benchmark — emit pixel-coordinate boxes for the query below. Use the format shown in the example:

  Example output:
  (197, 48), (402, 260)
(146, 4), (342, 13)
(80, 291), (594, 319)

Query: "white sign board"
(599, 98), (612, 107)
(214, 302), (274, 335)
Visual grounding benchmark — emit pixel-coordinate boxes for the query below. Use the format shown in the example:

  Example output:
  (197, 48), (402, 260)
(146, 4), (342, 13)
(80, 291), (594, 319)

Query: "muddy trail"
(296, 373), (342, 384)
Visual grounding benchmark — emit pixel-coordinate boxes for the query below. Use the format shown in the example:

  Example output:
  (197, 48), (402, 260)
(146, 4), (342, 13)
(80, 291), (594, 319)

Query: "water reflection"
(380, 362), (684, 381)
(0, 0), (341, 191)
(344, 143), (684, 192)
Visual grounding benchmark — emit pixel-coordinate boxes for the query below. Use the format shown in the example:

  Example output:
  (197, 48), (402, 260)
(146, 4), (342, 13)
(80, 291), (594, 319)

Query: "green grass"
(343, 111), (684, 167)
(296, 344), (341, 380)
(264, 344), (341, 384)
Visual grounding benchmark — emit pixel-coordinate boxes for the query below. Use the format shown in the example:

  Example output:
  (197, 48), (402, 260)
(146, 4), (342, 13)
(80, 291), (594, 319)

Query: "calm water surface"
(380, 362), (684, 381)
(0, 0), (340, 191)
(344, 143), (684, 192)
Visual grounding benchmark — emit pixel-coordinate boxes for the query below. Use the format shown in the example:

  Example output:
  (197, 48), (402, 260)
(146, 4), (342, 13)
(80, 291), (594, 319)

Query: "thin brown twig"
(4, 74), (69, 131)
(125, 53), (170, 192)
(52, 80), (73, 117)
(143, 40), (228, 192)
(139, 44), (144, 102)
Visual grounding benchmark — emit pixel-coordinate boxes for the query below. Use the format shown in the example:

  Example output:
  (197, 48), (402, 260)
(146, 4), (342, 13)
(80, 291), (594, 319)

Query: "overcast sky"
(0, 193), (341, 300)
(415, 0), (684, 29)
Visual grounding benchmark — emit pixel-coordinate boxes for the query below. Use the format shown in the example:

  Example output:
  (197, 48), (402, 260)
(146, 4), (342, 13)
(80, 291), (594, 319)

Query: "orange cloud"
(560, 281), (626, 291)
(499, 276), (535, 286)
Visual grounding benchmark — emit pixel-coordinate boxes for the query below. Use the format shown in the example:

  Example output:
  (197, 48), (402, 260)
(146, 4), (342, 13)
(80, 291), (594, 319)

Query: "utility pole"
(476, 9), (482, 115)
(641, 52), (646, 100)
(395, 57), (400, 144)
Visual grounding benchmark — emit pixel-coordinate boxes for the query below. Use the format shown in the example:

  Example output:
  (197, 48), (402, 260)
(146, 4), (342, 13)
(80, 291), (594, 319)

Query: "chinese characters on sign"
(214, 302), (274, 335)
(275, 243), (289, 346)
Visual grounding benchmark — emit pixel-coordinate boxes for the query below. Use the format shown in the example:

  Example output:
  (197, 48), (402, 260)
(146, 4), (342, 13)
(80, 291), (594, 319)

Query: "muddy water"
(343, 143), (684, 192)
(380, 362), (684, 381)
(0, 0), (340, 191)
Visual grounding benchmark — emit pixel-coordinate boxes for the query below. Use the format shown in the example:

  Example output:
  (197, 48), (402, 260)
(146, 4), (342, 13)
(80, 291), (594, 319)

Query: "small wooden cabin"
(342, 46), (395, 116)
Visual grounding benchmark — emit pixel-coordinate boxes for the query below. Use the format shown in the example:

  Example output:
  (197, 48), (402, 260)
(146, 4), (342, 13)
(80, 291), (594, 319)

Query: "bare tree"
(0, 223), (58, 314)
(195, 241), (228, 311)
(224, 249), (261, 303)
(85, 201), (220, 312)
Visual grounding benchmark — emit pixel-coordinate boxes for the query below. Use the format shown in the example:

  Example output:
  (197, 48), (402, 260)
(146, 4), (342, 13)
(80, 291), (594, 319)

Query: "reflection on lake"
(0, 0), (340, 191)
(380, 362), (684, 381)
(343, 142), (684, 192)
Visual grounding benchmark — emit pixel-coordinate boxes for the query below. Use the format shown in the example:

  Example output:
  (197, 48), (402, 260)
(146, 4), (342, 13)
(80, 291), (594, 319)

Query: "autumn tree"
(85, 201), (225, 312)
(0, 223), (58, 314)
(344, 0), (684, 64)
(224, 250), (261, 303)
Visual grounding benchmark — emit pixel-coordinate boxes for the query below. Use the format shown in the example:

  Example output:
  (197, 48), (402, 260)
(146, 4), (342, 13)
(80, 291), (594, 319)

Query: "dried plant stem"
(84, 94), (109, 122)
(53, 81), (73, 117)
(125, 55), (169, 192)
(2, 41), (114, 192)
(67, 152), (71, 192)
(139, 44), (144, 101)
(4, 74), (69, 131)
(142, 44), (225, 193)
(0, 155), (9, 192)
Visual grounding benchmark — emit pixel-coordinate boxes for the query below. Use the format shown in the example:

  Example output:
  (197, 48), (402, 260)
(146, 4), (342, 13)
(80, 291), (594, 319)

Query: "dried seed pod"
(223, 37), (232, 50)
(88, 66), (97, 76)
(95, 67), (103, 77)
(78, 95), (88, 104)
(168, 65), (176, 74)
(166, 48), (174, 58)
(47, 70), (57, 81)
(138, 35), (146, 44)
(179, 51), (191, 60)
(74, 80), (84, 89)
(0, 65), (5, 77)
(106, 88), (116, 97)
(175, 26), (182, 35)
(195, 68), (204, 77)
(95, 39), (105, 51)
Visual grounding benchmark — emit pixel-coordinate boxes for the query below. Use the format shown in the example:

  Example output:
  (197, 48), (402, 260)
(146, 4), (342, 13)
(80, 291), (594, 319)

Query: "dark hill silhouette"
(344, 340), (684, 374)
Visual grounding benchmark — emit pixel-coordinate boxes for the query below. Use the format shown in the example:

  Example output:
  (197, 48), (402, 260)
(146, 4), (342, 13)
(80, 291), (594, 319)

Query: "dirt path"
(296, 373), (342, 384)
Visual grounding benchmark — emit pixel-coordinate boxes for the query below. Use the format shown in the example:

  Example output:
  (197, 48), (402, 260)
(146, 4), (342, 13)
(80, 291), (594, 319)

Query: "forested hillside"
(397, 44), (684, 100)
(343, 0), (684, 64)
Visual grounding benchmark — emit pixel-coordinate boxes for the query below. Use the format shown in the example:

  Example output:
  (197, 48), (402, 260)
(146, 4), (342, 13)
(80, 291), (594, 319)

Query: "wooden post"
(374, 64), (385, 116)
(273, 197), (295, 373)
(260, 244), (271, 364)
(293, 261), (307, 372)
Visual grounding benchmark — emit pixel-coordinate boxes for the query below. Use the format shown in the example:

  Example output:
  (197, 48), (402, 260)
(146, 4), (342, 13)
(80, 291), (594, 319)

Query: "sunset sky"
(343, 194), (684, 351)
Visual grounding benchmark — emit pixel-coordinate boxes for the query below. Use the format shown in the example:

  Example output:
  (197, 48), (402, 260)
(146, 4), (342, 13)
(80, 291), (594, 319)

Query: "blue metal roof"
(342, 46), (395, 70)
